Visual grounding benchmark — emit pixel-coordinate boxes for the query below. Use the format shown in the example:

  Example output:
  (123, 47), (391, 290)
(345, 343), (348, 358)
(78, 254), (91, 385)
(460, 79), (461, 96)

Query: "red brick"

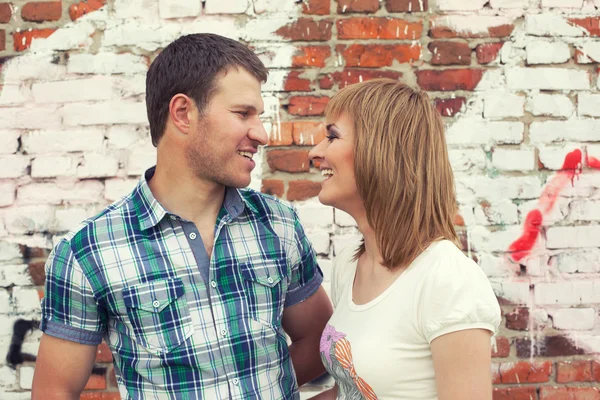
(0, 29), (4, 52)
(80, 393), (121, 400)
(336, 18), (422, 40)
(430, 18), (514, 38)
(319, 74), (334, 89)
(302, 0), (330, 15)
(539, 387), (600, 400)
(261, 180), (284, 198)
(276, 18), (332, 41)
(288, 96), (330, 116)
(337, 0), (379, 13)
(284, 71), (311, 92)
(293, 121), (326, 146)
(477, 42), (503, 64)
(453, 214), (464, 226)
(498, 361), (552, 384)
(594, 361), (600, 381)
(338, 44), (421, 67)
(557, 361), (593, 383)
(269, 122), (293, 146)
(516, 336), (586, 358)
(22, 2), (62, 22)
(493, 387), (538, 400)
(13, 28), (56, 51)
(435, 97), (465, 117)
(108, 367), (118, 388)
(69, 0), (105, 21)
(84, 373), (106, 390)
(428, 40), (471, 65)
(267, 149), (310, 173)
(492, 336), (510, 358)
(385, 0), (428, 12)
(0, 3), (12, 23)
(417, 69), (483, 91)
(569, 17), (600, 37)
(506, 307), (529, 331)
(575, 48), (600, 64)
(95, 342), (113, 363)
(292, 46), (330, 67)
(287, 180), (321, 201)
(331, 68), (402, 89)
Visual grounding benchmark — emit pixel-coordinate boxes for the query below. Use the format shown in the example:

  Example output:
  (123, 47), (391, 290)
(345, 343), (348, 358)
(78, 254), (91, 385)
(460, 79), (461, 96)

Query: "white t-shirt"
(320, 240), (501, 400)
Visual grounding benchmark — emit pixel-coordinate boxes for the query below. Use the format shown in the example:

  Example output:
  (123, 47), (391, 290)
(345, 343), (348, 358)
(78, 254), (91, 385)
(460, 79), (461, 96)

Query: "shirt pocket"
(122, 277), (194, 355)
(240, 259), (287, 328)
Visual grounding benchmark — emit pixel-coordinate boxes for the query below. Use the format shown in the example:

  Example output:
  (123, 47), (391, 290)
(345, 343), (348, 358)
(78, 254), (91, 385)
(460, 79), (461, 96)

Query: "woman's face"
(308, 113), (361, 214)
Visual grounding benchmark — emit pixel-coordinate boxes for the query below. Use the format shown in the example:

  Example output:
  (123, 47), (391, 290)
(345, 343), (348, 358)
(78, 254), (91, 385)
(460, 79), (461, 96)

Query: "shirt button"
(210, 281), (217, 288)
(220, 329), (228, 337)
(267, 277), (274, 284)
(232, 378), (239, 385)
(189, 232), (197, 240)
(152, 300), (160, 308)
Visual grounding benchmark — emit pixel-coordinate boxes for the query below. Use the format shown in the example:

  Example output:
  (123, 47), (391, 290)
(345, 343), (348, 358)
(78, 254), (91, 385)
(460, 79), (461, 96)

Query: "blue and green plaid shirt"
(41, 167), (323, 399)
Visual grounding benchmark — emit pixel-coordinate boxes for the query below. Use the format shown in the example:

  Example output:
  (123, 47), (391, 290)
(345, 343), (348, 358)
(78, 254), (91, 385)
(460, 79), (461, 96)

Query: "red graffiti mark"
(508, 149), (582, 262)
(588, 156), (600, 169)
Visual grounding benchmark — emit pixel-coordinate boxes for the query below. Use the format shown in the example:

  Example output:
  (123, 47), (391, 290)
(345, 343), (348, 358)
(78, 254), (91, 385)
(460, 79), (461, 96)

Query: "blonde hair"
(325, 79), (459, 269)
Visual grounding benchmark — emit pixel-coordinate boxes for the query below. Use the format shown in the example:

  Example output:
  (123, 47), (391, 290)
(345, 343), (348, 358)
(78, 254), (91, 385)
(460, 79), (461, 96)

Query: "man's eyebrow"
(231, 104), (265, 115)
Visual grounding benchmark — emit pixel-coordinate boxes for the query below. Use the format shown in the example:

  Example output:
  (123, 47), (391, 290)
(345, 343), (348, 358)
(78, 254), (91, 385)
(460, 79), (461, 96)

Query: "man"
(32, 33), (333, 399)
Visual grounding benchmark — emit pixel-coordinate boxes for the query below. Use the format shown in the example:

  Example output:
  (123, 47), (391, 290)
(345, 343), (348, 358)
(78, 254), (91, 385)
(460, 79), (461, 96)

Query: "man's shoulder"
(239, 188), (296, 221)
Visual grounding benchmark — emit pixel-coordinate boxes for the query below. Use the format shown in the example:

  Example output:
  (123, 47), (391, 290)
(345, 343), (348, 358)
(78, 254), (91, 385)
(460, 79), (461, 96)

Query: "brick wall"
(0, 0), (599, 399)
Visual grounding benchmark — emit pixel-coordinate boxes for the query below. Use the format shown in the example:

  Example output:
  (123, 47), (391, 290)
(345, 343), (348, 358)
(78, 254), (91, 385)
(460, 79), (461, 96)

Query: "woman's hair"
(325, 79), (459, 269)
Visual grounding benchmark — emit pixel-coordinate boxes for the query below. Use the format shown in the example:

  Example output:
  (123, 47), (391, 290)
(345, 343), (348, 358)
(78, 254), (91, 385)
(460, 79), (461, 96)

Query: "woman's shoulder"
(331, 238), (361, 306)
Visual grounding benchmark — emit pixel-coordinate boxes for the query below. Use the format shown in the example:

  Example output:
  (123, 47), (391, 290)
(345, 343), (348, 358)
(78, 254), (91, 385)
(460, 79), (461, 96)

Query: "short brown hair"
(325, 79), (459, 269)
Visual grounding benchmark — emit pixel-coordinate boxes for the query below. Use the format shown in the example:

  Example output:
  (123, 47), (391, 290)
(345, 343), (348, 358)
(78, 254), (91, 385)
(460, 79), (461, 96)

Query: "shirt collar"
(132, 166), (246, 230)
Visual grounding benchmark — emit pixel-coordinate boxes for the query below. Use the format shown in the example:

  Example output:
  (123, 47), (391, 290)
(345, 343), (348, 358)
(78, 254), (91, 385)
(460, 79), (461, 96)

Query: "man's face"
(186, 68), (268, 188)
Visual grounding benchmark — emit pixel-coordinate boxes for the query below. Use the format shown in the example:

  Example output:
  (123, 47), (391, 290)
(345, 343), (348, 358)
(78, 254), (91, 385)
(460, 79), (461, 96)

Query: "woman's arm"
(431, 329), (494, 400)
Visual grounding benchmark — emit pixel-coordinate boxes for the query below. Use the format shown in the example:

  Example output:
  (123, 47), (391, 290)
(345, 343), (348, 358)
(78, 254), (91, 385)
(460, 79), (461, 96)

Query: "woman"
(308, 79), (501, 400)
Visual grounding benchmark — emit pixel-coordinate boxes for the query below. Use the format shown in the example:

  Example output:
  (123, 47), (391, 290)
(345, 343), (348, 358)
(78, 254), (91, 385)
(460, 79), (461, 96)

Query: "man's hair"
(325, 79), (460, 269)
(145, 33), (269, 146)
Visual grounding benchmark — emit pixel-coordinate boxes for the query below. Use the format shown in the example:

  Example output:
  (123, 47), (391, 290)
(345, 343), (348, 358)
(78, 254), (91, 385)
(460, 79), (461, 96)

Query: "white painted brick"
(3, 205), (55, 234)
(77, 153), (120, 179)
(492, 148), (536, 171)
(263, 70), (287, 92)
(0, 85), (31, 106)
(448, 149), (486, 172)
(554, 250), (600, 273)
(575, 42), (600, 63)
(526, 14), (587, 36)
(475, 70), (506, 91)
(578, 93), (600, 117)
(334, 209), (357, 227)
(158, 0), (201, 18)
(0, 366), (17, 388)
(254, 0), (298, 14)
(32, 77), (114, 104)
(254, 44), (298, 69)
(0, 392), (31, 400)
(547, 225), (600, 248)
(306, 231), (330, 255)
(542, 0), (584, 7)
(552, 308), (596, 330)
(333, 234), (361, 257)
(570, 199), (600, 221)
(179, 17), (240, 39)
(438, 0), (487, 10)
(68, 53), (149, 75)
(557, 172), (600, 198)
(0, 289), (10, 313)
(113, 0), (159, 19)
(506, 68), (589, 90)
(127, 146), (157, 176)
(474, 200), (519, 226)
(530, 120), (600, 144)
(0, 242), (21, 262)
(318, 258), (333, 282)
(103, 21), (181, 52)
(477, 253), (515, 277)
(30, 155), (77, 178)
(107, 126), (148, 149)
(296, 202), (334, 228)
(519, 197), (569, 225)
(588, 144), (600, 168)
(0, 265), (31, 287)
(105, 179), (138, 202)
(535, 280), (600, 305)
(12, 287), (40, 314)
(61, 101), (148, 126)
(0, 156), (29, 179)
(19, 366), (34, 390)
(21, 129), (105, 154)
(0, 221), (6, 238)
(526, 41), (571, 64)
(0, 106), (61, 130)
(526, 94), (574, 118)
(205, 0), (249, 14)
(113, 75), (146, 99)
(243, 17), (313, 42)
(446, 120), (523, 146)
(469, 225), (527, 252)
(29, 21), (94, 52)
(18, 182), (104, 205)
(489, 279), (531, 304)
(458, 204), (475, 226)
(523, 255), (552, 277)
(2, 53), (67, 85)
(14, 235), (53, 251)
(0, 131), (20, 155)
(500, 42), (526, 66)
(490, 0), (528, 7)
(54, 208), (93, 232)
(484, 93), (525, 118)
(538, 144), (582, 170)
(431, 16), (516, 38)
(456, 176), (543, 203)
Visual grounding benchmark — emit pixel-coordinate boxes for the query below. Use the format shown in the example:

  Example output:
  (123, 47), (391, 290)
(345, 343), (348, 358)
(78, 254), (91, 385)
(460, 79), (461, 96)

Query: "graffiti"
(6, 319), (38, 368)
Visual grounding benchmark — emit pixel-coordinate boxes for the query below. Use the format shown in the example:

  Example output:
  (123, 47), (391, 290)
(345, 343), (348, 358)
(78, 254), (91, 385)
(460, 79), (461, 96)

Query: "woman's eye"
(326, 134), (337, 143)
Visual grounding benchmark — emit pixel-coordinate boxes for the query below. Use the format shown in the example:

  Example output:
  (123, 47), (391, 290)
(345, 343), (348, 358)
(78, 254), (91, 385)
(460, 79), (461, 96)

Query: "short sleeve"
(284, 209), (323, 307)
(41, 239), (105, 345)
(419, 243), (501, 344)
(331, 240), (360, 308)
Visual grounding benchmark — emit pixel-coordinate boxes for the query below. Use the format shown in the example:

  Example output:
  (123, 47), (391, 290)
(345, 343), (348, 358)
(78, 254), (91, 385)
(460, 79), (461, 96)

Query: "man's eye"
(235, 111), (249, 117)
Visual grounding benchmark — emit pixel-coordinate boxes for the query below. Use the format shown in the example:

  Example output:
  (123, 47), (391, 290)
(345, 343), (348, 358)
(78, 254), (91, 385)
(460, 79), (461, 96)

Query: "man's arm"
(282, 286), (333, 386)
(32, 334), (98, 400)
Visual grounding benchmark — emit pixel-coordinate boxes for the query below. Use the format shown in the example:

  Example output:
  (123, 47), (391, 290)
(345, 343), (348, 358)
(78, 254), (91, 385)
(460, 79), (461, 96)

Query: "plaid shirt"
(41, 167), (323, 399)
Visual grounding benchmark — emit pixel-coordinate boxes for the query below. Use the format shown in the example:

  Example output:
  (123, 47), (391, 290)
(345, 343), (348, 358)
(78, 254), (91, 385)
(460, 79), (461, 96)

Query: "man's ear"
(168, 94), (195, 135)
